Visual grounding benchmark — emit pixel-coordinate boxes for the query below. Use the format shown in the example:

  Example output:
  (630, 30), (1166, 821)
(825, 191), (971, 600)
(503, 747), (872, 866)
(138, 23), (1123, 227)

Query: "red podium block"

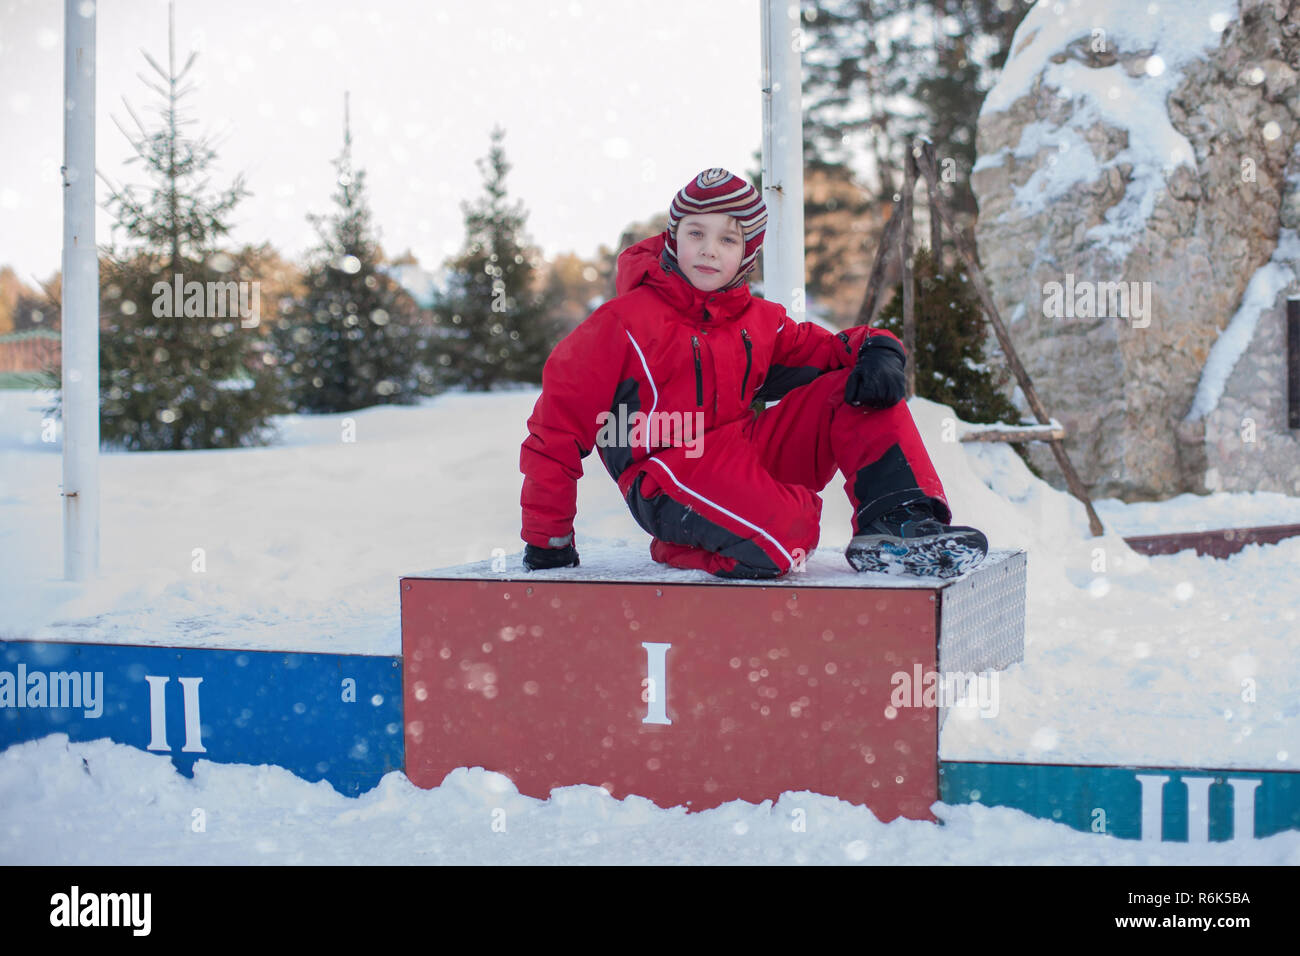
(400, 547), (1025, 820)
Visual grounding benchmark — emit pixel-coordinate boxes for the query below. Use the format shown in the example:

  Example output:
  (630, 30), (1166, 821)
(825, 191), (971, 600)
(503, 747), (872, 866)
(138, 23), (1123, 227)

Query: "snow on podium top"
(411, 540), (1024, 590)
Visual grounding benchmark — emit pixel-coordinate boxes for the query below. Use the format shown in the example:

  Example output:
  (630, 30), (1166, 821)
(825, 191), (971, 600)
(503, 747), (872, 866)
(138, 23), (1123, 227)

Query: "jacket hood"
(615, 231), (752, 324)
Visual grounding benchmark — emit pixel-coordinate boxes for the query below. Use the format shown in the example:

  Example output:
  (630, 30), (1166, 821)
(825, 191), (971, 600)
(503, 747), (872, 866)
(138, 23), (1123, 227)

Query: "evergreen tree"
(89, 7), (284, 450)
(271, 95), (430, 412)
(802, 0), (1030, 219)
(877, 245), (1023, 429)
(433, 126), (561, 390)
(802, 156), (879, 312)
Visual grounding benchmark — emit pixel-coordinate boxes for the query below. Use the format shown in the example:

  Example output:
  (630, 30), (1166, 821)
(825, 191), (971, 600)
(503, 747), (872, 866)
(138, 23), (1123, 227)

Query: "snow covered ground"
(2, 386), (1298, 864)
(4, 734), (1289, 865)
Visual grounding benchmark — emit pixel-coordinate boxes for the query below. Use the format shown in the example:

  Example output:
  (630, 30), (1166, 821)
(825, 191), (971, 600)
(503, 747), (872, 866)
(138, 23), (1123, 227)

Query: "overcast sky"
(0, 0), (765, 283)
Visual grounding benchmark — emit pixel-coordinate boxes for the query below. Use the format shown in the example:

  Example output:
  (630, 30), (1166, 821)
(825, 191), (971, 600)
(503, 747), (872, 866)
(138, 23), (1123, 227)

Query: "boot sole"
(845, 528), (988, 579)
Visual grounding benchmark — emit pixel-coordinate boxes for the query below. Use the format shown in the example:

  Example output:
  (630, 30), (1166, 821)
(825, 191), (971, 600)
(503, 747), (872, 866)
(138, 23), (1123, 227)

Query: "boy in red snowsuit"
(520, 168), (987, 579)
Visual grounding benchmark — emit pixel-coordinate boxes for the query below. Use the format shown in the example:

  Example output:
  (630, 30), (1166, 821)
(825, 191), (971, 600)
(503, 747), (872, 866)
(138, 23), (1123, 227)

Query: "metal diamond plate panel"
(938, 549), (1026, 675)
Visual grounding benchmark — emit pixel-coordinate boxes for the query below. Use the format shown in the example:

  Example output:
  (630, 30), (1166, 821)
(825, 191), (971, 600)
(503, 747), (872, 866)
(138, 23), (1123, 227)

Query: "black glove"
(844, 335), (906, 409)
(522, 534), (580, 571)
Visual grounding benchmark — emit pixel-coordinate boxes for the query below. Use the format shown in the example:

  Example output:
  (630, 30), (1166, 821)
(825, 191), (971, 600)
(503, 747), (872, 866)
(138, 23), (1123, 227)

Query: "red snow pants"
(620, 368), (949, 579)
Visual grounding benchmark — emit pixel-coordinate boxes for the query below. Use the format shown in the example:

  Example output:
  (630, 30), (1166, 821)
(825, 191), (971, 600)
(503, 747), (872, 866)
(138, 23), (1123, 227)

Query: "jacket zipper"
(692, 335), (703, 407)
(740, 329), (752, 400)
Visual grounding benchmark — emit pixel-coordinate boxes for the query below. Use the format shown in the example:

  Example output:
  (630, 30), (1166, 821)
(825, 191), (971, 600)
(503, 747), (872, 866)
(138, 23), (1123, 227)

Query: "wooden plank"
(959, 423), (1066, 443)
(914, 143), (1105, 537)
(1122, 523), (1300, 559)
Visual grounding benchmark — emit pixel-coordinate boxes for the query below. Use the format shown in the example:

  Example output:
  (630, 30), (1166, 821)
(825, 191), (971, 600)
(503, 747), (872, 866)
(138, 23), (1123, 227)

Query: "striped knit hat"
(665, 168), (767, 289)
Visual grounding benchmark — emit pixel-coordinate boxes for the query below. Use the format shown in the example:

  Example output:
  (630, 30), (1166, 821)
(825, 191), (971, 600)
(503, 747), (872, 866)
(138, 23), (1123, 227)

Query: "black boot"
(845, 500), (988, 579)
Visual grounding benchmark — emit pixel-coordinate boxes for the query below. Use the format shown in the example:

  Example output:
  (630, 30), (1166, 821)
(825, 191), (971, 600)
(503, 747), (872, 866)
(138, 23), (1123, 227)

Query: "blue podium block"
(0, 640), (403, 796)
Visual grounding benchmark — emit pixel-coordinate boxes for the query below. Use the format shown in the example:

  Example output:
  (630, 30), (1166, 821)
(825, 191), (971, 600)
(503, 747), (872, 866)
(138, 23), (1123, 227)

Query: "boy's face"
(676, 213), (745, 292)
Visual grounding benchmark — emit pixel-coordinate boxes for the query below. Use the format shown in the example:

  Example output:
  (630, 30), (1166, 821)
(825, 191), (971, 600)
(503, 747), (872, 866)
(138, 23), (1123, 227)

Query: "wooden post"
(928, 169), (943, 267)
(856, 204), (901, 326)
(914, 143), (1105, 537)
(1288, 297), (1299, 430)
(901, 145), (916, 400)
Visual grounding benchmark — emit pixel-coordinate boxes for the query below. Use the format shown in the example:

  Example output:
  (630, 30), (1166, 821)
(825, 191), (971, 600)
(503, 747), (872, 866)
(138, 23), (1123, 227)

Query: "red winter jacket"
(519, 231), (900, 549)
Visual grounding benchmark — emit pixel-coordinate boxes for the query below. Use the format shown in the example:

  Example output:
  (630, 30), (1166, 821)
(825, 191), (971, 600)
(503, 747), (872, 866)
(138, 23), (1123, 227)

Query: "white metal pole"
(62, 0), (100, 581)
(760, 0), (806, 319)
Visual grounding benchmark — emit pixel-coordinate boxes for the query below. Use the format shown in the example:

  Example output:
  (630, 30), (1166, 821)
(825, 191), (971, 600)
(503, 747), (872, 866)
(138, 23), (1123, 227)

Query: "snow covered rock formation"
(972, 0), (1300, 499)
